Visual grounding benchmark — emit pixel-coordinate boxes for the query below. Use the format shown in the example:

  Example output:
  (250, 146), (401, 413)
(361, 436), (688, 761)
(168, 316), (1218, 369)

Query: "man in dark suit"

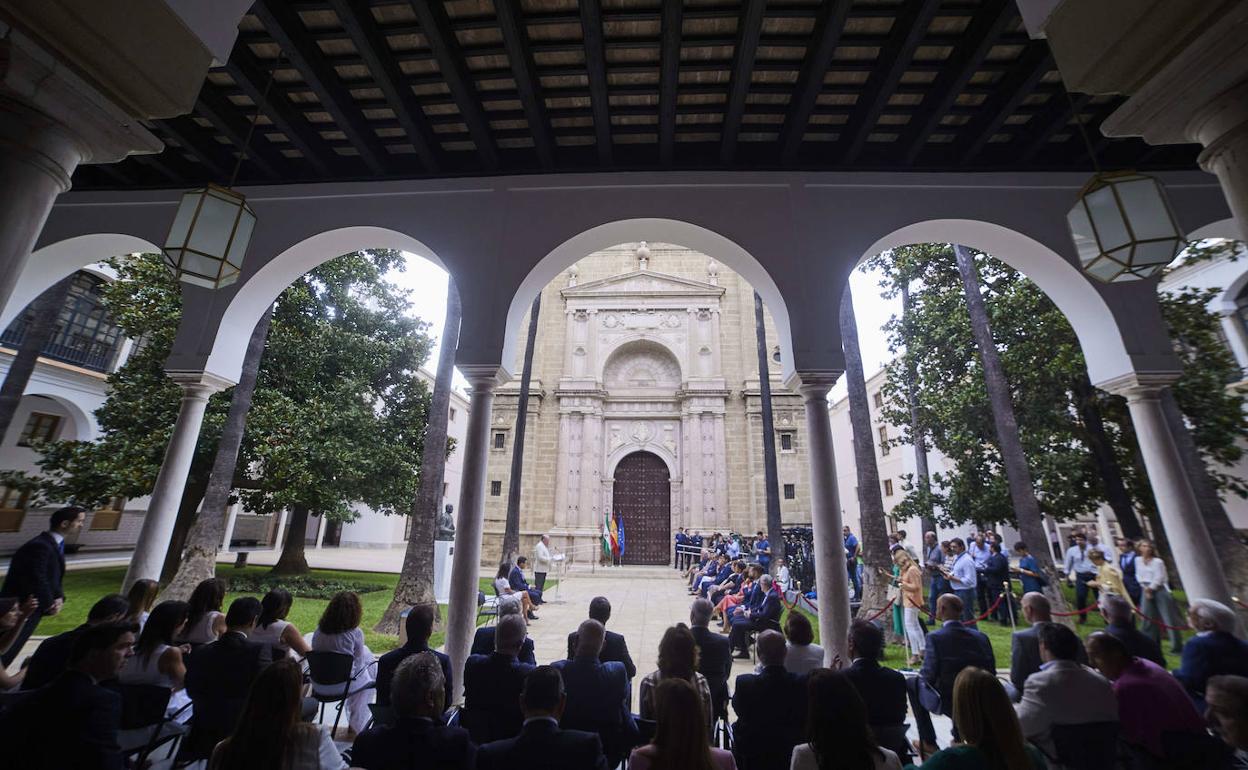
(462, 614), (535, 743)
(21, 593), (129, 690)
(509, 556), (543, 605)
(1101, 593), (1165, 668)
(471, 597), (536, 664)
(843, 620), (907, 747)
(553, 618), (636, 765)
(0, 620), (136, 769)
(907, 593), (995, 755)
(731, 630), (807, 770)
(565, 596), (636, 679)
(0, 505), (85, 666)
(350, 652), (474, 769)
(376, 604), (452, 707)
(182, 597), (273, 760)
(1008, 592), (1087, 700)
(689, 598), (732, 720)
(1175, 599), (1248, 710)
(477, 666), (608, 770)
(729, 573), (782, 658)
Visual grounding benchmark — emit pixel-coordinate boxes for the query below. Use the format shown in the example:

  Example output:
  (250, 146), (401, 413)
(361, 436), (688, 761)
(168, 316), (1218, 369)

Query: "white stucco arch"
(505, 218), (795, 381)
(3, 234), (161, 328)
(27, 392), (97, 442)
(1188, 217), (1242, 243)
(605, 446), (678, 481)
(859, 219), (1135, 385)
(202, 226), (447, 382)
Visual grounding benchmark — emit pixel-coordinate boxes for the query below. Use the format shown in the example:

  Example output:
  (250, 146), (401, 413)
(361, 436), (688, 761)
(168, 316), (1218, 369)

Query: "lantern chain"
(1062, 84), (1102, 174)
(228, 49), (283, 188)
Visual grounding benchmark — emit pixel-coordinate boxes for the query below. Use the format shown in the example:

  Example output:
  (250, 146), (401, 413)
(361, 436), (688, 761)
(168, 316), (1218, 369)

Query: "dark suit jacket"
(375, 644), (452, 707)
(844, 658), (907, 726)
(552, 656), (631, 732)
(20, 623), (86, 690)
(731, 665), (807, 770)
(1105, 621), (1165, 668)
(565, 629), (637, 679)
(0, 670), (123, 770)
(1009, 621), (1087, 695)
(922, 620), (995, 715)
(508, 565), (530, 593)
(471, 626), (536, 664)
(183, 631), (272, 757)
(349, 716), (474, 770)
(475, 718), (607, 770)
(1174, 631), (1248, 700)
(462, 652), (535, 743)
(0, 531), (65, 611)
(691, 625), (732, 714)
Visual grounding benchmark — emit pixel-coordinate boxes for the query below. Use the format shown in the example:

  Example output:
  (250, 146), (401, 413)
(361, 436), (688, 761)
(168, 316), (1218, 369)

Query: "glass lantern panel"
(1085, 257), (1124, 282)
(1114, 177), (1180, 242)
(1067, 201), (1100, 267)
(186, 194), (241, 259)
(182, 251), (224, 279)
(177, 269), (218, 289)
(1086, 185), (1130, 252)
(1132, 238), (1182, 270)
(224, 206), (256, 267)
(163, 191), (202, 249)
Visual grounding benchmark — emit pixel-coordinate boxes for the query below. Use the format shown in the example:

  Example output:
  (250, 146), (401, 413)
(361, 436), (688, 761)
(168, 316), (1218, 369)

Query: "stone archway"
(612, 450), (671, 565)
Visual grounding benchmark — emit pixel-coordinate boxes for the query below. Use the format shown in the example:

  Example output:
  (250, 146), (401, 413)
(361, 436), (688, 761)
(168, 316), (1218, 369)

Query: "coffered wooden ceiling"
(75, 0), (1200, 190)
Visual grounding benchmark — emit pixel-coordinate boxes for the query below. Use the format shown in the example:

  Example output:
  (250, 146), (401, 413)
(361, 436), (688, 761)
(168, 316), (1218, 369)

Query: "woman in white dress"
(790, 669), (901, 770)
(210, 658), (346, 770)
(310, 591), (375, 737)
(178, 578), (227, 645)
(119, 600), (193, 724)
(125, 579), (159, 633)
(250, 589), (311, 659)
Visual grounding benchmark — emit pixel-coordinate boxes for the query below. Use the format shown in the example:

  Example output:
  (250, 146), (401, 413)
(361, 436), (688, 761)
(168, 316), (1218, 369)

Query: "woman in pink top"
(629, 678), (736, 770)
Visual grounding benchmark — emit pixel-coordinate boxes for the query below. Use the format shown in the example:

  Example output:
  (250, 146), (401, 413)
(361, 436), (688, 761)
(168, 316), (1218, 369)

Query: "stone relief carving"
(603, 344), (681, 389)
(573, 309), (588, 322)
(696, 308), (712, 321)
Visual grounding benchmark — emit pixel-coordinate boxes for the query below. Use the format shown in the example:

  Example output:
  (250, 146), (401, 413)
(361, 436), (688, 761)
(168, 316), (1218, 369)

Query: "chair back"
(305, 651), (354, 687)
(636, 717), (657, 745)
(367, 703), (398, 728)
(105, 683), (173, 729)
(1051, 721), (1119, 770)
(871, 723), (912, 764)
(1157, 729), (1234, 770)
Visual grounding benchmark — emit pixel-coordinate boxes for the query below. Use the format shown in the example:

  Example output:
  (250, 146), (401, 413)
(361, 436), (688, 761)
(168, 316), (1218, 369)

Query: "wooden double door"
(612, 451), (671, 565)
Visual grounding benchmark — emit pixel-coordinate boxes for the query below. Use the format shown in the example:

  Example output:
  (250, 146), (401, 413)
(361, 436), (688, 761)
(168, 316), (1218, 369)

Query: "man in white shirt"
(534, 535), (557, 593)
(941, 538), (978, 622)
(1062, 532), (1098, 625)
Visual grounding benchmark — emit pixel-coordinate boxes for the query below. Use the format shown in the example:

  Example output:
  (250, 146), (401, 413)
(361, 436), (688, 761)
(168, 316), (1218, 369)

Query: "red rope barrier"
(1131, 605), (1192, 632)
(862, 597), (896, 623)
(902, 593), (1005, 625)
(1049, 604), (1099, 617)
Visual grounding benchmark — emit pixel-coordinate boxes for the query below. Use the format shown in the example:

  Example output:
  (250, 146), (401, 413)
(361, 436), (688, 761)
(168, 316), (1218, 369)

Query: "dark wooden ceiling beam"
(408, 0), (498, 169)
(658, 0), (682, 166)
(151, 117), (236, 182)
(720, 0), (767, 163)
(495, 0), (555, 168)
(955, 43), (1052, 163)
(1018, 92), (1088, 163)
(579, 0), (613, 164)
(252, 0), (388, 175)
(131, 149), (195, 186)
(899, 0), (1013, 164)
(779, 0), (851, 164)
(192, 87), (287, 180)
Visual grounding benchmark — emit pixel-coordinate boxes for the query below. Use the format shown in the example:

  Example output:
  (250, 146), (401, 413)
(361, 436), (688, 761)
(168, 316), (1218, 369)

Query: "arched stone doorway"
(612, 451), (671, 565)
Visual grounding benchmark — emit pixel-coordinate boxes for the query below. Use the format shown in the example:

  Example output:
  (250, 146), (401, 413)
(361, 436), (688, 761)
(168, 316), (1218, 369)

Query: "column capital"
(783, 370), (843, 401)
(1098, 371), (1181, 401)
(459, 364), (511, 392)
(166, 370), (235, 397)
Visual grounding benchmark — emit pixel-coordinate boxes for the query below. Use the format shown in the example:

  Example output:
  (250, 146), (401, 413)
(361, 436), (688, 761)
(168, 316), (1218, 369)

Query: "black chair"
(636, 717), (657, 746)
(367, 703), (398, 729)
(306, 651), (376, 737)
(1049, 721), (1119, 770)
(106, 683), (189, 766)
(871, 723), (913, 765)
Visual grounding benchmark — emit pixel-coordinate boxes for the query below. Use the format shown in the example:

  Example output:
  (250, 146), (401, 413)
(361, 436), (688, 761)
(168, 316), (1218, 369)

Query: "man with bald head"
(731, 630), (806, 770)
(553, 619), (636, 765)
(907, 593), (995, 755)
(462, 615), (535, 743)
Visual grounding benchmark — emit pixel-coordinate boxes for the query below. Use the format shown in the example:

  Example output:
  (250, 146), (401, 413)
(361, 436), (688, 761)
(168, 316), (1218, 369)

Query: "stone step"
(563, 563), (684, 580)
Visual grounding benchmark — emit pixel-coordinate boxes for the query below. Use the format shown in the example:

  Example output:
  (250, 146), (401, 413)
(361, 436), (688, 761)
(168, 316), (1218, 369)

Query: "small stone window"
(490, 480), (503, 496)
(779, 433), (794, 452)
(18, 412), (61, 447)
(883, 479), (894, 497)
(873, 392), (883, 408)
(878, 426), (890, 455)
(783, 484), (796, 500)
(493, 432), (506, 450)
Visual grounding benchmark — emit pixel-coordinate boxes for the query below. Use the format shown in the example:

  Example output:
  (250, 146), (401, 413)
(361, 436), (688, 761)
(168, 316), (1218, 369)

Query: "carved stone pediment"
(561, 269), (726, 300)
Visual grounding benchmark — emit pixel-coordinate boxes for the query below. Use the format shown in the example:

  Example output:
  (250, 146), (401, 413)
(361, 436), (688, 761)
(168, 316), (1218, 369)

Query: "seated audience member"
(0, 621), (137, 769)
(917, 667), (1047, 769)
(717, 564), (760, 631)
(471, 596), (536, 663)
(183, 597), (273, 760)
(250, 588), (311, 660)
(566, 596), (637, 679)
(463, 615), (535, 743)
(494, 563), (537, 621)
(119, 600), (192, 721)
(0, 597), (37, 688)
(1207, 675), (1248, 757)
(179, 578), (228, 645)
(630, 678), (736, 770)
(1086, 631), (1207, 760)
(1007, 591), (1086, 701)
(554, 618), (637, 763)
(311, 591), (376, 737)
(124, 578), (159, 631)
(842, 619), (907, 758)
(376, 604), (452, 708)
(350, 653), (473, 770)
(689, 598), (732, 721)
(1014, 622), (1118, 760)
(708, 560), (743, 606)
(210, 658), (345, 770)
(782, 610), (823, 675)
(687, 550), (714, 589)
(1099, 593), (1164, 667)
(695, 555), (732, 598)
(476, 666), (607, 770)
(1174, 598), (1248, 709)
(791, 669), (901, 770)
(728, 573), (782, 658)
(731, 630), (806, 770)
(509, 556), (543, 607)
(639, 624), (712, 722)
(22, 592), (129, 690)
(906, 593), (995, 758)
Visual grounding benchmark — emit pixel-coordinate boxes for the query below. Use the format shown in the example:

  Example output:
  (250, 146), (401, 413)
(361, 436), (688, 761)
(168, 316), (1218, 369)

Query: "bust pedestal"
(434, 540), (454, 604)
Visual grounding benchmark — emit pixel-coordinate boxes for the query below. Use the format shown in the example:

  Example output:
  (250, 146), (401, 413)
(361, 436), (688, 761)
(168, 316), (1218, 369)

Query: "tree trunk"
(159, 475), (209, 583)
(0, 276), (72, 444)
(161, 308), (273, 601)
(901, 284), (936, 536)
(502, 294), (540, 566)
(953, 244), (1067, 610)
(840, 287), (896, 626)
(271, 505), (311, 575)
(1071, 375), (1144, 539)
(753, 291), (785, 571)
(376, 280), (461, 634)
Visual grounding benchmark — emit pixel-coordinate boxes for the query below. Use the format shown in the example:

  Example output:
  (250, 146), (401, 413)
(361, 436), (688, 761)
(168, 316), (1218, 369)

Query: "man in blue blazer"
(509, 556), (543, 605)
(375, 604), (452, 708)
(471, 597), (536, 664)
(462, 615), (536, 743)
(476, 666), (608, 770)
(729, 573), (782, 658)
(553, 619), (637, 765)
(0, 506), (85, 666)
(731, 630), (806, 770)
(1174, 599), (1248, 710)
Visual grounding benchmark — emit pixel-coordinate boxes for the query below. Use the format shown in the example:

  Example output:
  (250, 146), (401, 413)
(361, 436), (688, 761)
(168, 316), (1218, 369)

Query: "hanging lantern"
(1067, 170), (1186, 282)
(162, 183), (256, 289)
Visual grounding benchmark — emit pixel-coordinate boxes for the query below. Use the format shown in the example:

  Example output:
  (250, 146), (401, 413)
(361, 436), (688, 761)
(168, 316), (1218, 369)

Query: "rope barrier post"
(1004, 581), (1017, 633)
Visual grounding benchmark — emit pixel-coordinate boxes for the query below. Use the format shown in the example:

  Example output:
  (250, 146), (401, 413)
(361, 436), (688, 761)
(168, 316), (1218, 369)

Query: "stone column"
(1190, 82), (1248, 241)
(445, 365), (505, 705)
(221, 502), (239, 550)
(1104, 373), (1233, 606)
(123, 372), (231, 591)
(1218, 312), (1248, 374)
(793, 371), (851, 666)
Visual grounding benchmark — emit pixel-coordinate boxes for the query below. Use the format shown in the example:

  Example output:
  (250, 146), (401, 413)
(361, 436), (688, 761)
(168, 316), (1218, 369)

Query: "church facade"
(483, 243), (811, 566)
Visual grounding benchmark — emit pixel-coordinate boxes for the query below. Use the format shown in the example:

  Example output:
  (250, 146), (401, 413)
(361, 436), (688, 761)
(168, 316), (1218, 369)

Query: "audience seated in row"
(728, 573), (782, 658)
(179, 577), (227, 645)
(250, 588), (312, 659)
(310, 590), (377, 737)
(918, 667), (1048, 769)
(118, 599), (193, 722)
(462, 614), (535, 743)
(553, 618), (638, 764)
(376, 603), (452, 709)
(124, 578), (159, 632)
(630, 678), (735, 770)
(476, 665), (607, 770)
(783, 610), (823, 676)
(790, 668), (901, 770)
(842, 620), (909, 761)
(639, 623), (712, 724)
(0, 597), (34, 689)
(1099, 593), (1164, 667)
(21, 593), (129, 690)
(731, 629), (806, 770)
(689, 597), (732, 720)
(470, 596), (536, 664)
(1174, 598), (1248, 711)
(565, 595), (637, 679)
(1008, 592), (1086, 701)
(1206, 675), (1248, 760)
